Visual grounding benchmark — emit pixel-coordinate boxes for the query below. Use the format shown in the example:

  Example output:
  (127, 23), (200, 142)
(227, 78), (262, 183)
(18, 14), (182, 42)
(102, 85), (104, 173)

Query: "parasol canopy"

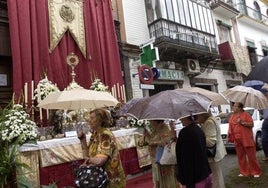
(38, 88), (119, 110)
(221, 85), (268, 109)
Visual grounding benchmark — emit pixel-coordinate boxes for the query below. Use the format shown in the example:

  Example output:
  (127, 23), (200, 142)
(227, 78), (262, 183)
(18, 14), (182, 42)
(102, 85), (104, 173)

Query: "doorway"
(149, 84), (175, 96)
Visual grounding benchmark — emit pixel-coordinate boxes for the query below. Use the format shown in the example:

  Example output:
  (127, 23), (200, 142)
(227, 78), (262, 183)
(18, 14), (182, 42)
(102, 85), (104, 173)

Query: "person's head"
(180, 114), (197, 126)
(89, 108), (111, 130)
(197, 112), (210, 124)
(232, 102), (244, 113)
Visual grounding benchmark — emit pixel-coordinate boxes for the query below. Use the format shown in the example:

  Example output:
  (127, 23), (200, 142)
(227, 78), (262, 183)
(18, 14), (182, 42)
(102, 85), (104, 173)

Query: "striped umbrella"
(222, 85), (268, 109)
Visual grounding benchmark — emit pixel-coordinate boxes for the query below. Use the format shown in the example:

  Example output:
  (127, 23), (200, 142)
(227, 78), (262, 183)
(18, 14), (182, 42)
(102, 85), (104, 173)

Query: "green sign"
(140, 44), (159, 67)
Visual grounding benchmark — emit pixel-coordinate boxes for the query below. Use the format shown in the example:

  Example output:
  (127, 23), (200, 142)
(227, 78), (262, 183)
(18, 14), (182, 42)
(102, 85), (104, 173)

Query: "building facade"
(113, 0), (268, 113)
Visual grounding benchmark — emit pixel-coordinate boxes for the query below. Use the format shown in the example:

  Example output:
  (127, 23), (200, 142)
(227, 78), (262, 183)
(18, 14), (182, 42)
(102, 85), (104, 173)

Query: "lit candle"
(122, 84), (126, 103)
(37, 84), (41, 103)
(117, 83), (121, 100)
(111, 86), (115, 97)
(120, 85), (124, 102)
(31, 80), (34, 100)
(40, 108), (43, 121)
(47, 109), (49, 120)
(24, 82), (28, 104)
(113, 85), (117, 99)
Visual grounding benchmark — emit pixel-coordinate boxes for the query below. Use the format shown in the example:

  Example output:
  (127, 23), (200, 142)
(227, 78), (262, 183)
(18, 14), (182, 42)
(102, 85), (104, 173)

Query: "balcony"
(148, 18), (219, 63)
(235, 3), (268, 31)
(210, 0), (240, 19)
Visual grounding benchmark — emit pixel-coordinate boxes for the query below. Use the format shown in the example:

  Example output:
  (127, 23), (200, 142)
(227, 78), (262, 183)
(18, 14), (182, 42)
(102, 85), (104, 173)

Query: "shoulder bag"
(160, 142), (177, 165)
(207, 144), (216, 158)
(75, 165), (109, 188)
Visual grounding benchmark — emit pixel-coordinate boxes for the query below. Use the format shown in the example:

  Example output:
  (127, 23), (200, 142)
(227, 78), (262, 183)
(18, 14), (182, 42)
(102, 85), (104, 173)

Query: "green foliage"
(0, 100), (32, 187)
(0, 138), (30, 187)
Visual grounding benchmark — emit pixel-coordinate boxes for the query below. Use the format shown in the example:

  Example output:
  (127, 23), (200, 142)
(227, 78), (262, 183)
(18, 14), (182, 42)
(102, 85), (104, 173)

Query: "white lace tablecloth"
(19, 127), (143, 167)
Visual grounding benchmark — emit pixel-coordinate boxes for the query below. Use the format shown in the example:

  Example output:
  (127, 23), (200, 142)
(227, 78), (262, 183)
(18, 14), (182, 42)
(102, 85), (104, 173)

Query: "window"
(253, 1), (262, 20)
(262, 45), (268, 56)
(246, 40), (258, 65)
(217, 20), (232, 43)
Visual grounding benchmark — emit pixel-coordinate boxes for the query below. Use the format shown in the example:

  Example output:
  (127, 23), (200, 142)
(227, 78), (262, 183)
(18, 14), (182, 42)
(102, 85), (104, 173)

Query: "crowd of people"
(76, 100), (266, 188)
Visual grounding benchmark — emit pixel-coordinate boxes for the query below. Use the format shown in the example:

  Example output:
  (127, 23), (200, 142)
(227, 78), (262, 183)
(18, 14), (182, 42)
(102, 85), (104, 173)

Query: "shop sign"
(140, 84), (155, 90)
(158, 69), (184, 81)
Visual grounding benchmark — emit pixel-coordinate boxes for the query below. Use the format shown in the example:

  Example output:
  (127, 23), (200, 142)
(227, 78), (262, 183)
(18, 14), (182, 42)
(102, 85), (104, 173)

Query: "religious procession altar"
(0, 52), (151, 187)
(18, 127), (151, 187)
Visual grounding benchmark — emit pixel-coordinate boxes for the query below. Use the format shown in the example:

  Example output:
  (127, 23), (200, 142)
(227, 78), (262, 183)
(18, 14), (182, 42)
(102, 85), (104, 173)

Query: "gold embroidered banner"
(48, 0), (86, 57)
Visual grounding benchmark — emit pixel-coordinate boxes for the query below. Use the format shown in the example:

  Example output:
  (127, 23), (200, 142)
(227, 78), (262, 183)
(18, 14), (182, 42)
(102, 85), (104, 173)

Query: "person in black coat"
(175, 115), (212, 188)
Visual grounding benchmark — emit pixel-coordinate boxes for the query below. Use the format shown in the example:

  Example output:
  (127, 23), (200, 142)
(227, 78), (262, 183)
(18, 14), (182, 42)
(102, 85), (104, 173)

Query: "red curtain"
(7, 0), (123, 102)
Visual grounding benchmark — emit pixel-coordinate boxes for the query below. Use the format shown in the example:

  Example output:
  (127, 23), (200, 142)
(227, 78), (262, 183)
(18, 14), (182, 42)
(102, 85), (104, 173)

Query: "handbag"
(207, 144), (216, 158)
(160, 142), (177, 165)
(75, 166), (109, 188)
(155, 145), (164, 164)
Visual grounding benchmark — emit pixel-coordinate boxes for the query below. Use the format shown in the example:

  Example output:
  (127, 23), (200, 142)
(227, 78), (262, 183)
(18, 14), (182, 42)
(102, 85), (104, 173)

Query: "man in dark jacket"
(175, 115), (212, 188)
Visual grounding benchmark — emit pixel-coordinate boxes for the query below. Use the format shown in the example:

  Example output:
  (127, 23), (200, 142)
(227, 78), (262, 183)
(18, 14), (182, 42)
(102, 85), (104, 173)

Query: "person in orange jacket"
(228, 102), (262, 178)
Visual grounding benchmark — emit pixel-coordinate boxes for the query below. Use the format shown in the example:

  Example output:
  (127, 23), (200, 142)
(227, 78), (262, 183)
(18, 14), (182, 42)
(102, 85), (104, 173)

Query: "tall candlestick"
(37, 84), (41, 103)
(24, 82), (28, 104)
(111, 87), (115, 97)
(31, 80), (34, 100)
(40, 108), (43, 122)
(122, 84), (126, 103)
(117, 83), (121, 100)
(113, 85), (117, 99)
(47, 109), (49, 121)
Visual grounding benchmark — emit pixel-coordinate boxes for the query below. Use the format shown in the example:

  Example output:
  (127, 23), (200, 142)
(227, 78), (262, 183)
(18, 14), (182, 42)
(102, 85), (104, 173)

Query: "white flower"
(137, 120), (144, 126)
(90, 78), (109, 92)
(34, 77), (59, 101)
(0, 104), (38, 144)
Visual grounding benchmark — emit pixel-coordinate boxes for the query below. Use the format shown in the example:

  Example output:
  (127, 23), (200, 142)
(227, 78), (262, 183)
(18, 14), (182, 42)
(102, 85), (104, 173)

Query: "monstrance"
(66, 52), (83, 90)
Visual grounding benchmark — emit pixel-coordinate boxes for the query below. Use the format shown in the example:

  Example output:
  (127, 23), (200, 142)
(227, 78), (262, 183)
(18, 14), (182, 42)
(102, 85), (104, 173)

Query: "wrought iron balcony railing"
(148, 18), (218, 54)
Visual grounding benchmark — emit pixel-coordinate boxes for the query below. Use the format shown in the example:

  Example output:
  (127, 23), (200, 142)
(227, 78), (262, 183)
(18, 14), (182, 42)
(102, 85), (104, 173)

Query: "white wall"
(237, 22), (268, 56)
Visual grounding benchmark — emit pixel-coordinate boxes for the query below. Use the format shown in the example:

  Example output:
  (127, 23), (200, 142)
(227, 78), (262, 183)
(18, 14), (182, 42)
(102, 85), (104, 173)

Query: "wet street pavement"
(222, 150), (237, 179)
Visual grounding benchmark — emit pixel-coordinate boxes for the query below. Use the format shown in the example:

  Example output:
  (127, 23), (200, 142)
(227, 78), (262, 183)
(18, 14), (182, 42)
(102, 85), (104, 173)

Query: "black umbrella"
(247, 56), (268, 83)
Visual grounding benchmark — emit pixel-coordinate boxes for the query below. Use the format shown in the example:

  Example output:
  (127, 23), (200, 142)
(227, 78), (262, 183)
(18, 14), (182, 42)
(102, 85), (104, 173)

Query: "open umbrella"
(177, 87), (229, 105)
(38, 88), (119, 110)
(247, 56), (268, 83)
(222, 85), (268, 109)
(116, 97), (148, 117)
(126, 89), (212, 120)
(243, 80), (267, 93)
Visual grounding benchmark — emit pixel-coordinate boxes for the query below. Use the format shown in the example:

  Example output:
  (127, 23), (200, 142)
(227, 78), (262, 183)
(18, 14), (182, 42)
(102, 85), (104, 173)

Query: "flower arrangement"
(127, 117), (152, 134)
(0, 104), (38, 145)
(0, 102), (36, 187)
(66, 81), (83, 91)
(34, 76), (59, 101)
(90, 78), (109, 92)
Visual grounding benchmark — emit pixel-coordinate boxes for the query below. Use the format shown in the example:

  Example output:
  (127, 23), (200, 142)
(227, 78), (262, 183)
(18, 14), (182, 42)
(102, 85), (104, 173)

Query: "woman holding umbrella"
(228, 102), (262, 178)
(144, 120), (180, 188)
